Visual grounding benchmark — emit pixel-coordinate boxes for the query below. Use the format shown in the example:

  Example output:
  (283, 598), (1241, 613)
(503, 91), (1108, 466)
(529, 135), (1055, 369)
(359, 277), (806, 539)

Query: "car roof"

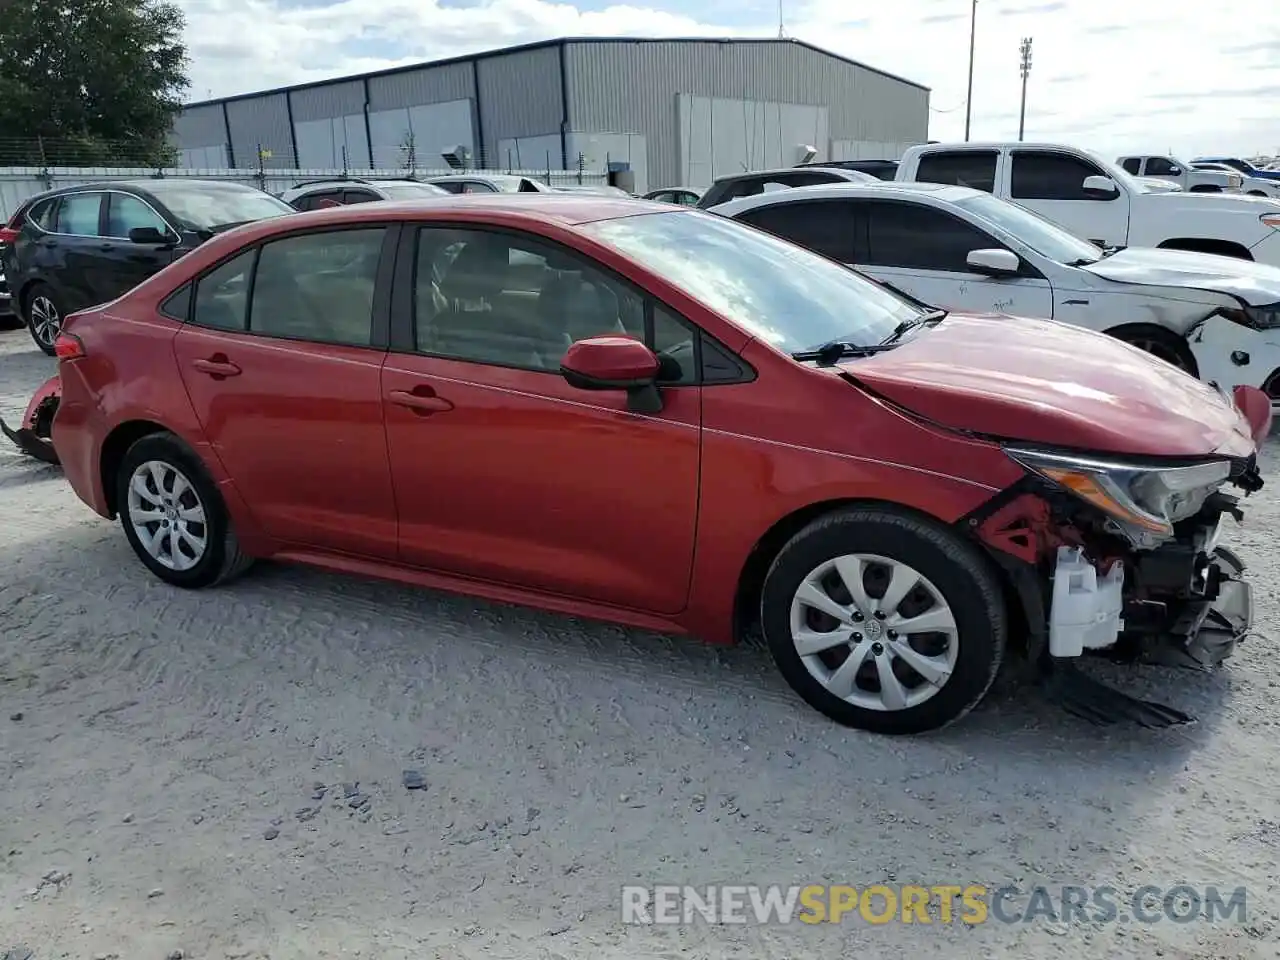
(425, 173), (536, 185)
(710, 166), (867, 183)
(707, 180), (981, 213)
(20, 178), (268, 205)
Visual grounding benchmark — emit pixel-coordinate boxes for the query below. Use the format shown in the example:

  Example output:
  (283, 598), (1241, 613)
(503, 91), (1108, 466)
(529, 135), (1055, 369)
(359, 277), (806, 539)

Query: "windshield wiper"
(791, 340), (900, 366)
(880, 309), (948, 345)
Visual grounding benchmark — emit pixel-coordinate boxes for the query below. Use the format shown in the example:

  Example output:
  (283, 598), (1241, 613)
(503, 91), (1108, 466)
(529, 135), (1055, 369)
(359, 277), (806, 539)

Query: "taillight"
(0, 227), (18, 245)
(54, 332), (86, 360)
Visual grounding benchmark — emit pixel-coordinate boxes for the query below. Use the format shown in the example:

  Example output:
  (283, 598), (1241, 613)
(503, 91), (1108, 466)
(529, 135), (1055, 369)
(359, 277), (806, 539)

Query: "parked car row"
(0, 155), (1272, 737)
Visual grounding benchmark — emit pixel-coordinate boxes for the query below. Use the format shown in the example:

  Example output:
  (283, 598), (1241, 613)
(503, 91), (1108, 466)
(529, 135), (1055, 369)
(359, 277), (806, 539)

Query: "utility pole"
(964, 0), (977, 140)
(1018, 37), (1033, 142)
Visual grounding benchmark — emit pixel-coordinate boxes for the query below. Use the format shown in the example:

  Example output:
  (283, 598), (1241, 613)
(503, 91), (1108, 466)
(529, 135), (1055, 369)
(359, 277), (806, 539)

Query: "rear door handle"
(192, 357), (241, 379)
(388, 388), (454, 414)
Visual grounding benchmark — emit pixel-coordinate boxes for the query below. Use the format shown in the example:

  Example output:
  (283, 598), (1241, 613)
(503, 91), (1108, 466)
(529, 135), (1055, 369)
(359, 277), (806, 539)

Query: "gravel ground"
(3, 326), (1280, 960)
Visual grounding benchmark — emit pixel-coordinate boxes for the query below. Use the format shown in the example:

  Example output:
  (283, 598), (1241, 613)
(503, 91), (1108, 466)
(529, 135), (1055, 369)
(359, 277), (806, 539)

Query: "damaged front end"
(0, 375), (61, 466)
(968, 437), (1265, 727)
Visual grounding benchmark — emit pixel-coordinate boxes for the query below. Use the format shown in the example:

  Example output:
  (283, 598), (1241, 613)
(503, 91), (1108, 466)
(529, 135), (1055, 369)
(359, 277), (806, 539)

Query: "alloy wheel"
(788, 553), (960, 712)
(29, 294), (61, 349)
(126, 460), (209, 572)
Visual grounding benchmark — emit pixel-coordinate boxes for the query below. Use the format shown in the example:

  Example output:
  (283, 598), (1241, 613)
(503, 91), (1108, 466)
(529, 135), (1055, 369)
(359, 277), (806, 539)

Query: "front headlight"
(1220, 302), (1280, 330)
(1004, 447), (1230, 542)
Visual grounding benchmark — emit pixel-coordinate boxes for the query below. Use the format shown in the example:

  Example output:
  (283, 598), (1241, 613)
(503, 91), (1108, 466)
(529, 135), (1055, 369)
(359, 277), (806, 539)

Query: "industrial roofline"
(181, 36), (931, 110)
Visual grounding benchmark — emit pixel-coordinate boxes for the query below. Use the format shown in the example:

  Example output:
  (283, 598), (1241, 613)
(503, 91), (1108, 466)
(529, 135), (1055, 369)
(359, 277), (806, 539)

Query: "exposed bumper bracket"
(1041, 660), (1194, 728)
(0, 415), (60, 465)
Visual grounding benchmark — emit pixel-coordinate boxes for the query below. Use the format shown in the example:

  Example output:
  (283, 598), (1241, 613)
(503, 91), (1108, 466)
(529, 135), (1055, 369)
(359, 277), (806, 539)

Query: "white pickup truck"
(1117, 154), (1242, 193)
(895, 141), (1280, 265)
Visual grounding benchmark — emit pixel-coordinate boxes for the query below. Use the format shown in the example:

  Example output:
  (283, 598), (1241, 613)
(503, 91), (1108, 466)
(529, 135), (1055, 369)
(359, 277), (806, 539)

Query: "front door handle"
(192, 356), (241, 379)
(388, 388), (454, 414)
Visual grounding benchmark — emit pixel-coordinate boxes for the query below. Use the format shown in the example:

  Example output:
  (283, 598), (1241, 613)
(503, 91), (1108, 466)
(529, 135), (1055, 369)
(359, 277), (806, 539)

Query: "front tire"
(116, 432), (254, 588)
(760, 508), (1007, 734)
(24, 283), (64, 356)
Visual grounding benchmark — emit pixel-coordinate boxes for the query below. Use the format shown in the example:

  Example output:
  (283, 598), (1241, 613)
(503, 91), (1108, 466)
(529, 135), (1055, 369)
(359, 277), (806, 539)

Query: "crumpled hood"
(1081, 246), (1280, 306)
(842, 312), (1257, 458)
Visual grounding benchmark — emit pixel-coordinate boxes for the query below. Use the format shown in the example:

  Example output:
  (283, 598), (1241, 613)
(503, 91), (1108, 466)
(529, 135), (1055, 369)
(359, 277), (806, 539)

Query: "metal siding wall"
(288, 79), (366, 121)
(366, 63), (475, 111)
(475, 47), (564, 167)
(564, 40), (928, 188)
(172, 105), (227, 148)
(225, 94), (293, 168)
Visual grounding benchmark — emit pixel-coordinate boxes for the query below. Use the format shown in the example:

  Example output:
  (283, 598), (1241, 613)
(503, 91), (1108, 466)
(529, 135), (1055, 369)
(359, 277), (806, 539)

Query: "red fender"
(1233, 384), (1273, 447)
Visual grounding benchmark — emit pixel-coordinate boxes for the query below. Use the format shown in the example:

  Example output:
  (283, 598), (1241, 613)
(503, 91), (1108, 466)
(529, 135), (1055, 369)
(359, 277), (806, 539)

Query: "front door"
(173, 225), (399, 558)
(381, 224), (702, 615)
(1006, 149), (1131, 248)
(99, 192), (179, 300)
(854, 198), (1055, 319)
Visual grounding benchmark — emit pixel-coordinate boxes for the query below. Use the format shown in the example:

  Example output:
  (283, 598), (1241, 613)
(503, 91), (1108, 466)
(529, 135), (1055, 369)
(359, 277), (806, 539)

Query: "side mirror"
(966, 248), (1021, 276)
(1082, 175), (1120, 199)
(1168, 166), (1182, 175)
(129, 226), (173, 245)
(560, 336), (663, 414)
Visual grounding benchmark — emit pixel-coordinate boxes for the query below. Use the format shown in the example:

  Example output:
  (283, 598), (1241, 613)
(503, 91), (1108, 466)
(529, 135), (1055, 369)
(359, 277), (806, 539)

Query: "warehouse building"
(170, 37), (930, 194)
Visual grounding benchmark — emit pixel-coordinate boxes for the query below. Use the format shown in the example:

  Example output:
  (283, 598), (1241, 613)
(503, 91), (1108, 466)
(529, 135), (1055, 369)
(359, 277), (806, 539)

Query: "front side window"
(954, 192), (1102, 265)
(914, 151), (998, 193)
(1145, 157), (1179, 176)
(735, 200), (856, 263)
(106, 194), (170, 238)
(192, 250), (255, 331)
(55, 193), (104, 236)
(862, 200), (1002, 272)
(581, 209), (924, 353)
(250, 228), (385, 346)
(1010, 151), (1109, 201)
(412, 227), (696, 382)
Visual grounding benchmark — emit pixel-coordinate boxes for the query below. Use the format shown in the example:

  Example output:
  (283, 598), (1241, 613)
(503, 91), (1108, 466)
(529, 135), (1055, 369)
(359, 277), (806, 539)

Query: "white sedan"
(1192, 162), (1280, 198)
(709, 181), (1280, 409)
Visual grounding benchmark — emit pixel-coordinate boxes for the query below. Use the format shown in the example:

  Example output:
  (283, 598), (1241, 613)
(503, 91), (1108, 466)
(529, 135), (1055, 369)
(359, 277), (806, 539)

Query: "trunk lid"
(841, 312), (1257, 458)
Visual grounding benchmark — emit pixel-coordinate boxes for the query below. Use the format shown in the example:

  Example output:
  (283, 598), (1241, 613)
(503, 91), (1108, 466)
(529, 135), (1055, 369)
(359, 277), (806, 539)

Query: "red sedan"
(49, 195), (1269, 734)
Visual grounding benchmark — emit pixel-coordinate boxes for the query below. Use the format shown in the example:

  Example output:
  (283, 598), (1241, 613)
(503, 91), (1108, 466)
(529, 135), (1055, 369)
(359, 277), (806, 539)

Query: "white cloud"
(177, 0), (1280, 159)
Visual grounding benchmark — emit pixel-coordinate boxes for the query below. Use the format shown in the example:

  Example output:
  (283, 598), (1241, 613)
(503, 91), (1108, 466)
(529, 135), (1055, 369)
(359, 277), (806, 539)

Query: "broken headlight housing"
(1004, 447), (1231, 548)
(1220, 300), (1280, 331)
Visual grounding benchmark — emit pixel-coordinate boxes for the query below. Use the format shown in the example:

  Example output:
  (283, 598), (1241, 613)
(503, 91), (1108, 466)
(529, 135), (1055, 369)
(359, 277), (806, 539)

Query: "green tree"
(0, 0), (189, 166)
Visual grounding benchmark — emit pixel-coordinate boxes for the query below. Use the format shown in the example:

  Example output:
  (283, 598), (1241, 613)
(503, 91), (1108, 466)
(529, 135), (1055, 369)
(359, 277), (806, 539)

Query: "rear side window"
(736, 200), (856, 262)
(460, 181), (499, 194)
(343, 190), (379, 204)
(861, 200), (1001, 272)
(249, 228), (385, 346)
(160, 284), (192, 322)
(914, 151), (998, 193)
(293, 191), (343, 211)
(1120, 157), (1141, 175)
(192, 250), (255, 331)
(1010, 151), (1110, 201)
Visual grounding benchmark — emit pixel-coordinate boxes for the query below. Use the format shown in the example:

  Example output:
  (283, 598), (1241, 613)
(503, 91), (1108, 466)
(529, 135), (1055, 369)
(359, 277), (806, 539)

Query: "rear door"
(172, 223), (400, 559)
(99, 192), (181, 299)
(45, 191), (109, 311)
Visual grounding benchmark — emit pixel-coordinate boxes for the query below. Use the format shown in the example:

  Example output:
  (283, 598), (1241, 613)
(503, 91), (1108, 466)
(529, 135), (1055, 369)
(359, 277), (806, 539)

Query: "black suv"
(795, 158), (900, 180)
(1, 179), (295, 354)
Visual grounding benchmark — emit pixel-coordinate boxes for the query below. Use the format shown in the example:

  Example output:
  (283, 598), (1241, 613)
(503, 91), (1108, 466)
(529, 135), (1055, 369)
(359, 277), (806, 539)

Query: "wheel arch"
(1156, 237), (1253, 260)
(731, 497), (1021, 646)
(1102, 321), (1200, 377)
(99, 419), (176, 518)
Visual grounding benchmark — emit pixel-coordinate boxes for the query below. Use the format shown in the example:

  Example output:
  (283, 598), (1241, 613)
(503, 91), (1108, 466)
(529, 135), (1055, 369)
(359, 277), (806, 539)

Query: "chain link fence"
(0, 137), (613, 219)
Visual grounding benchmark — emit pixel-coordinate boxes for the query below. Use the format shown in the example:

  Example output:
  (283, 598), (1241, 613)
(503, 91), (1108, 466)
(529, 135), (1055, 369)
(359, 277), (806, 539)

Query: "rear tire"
(116, 432), (254, 588)
(23, 283), (64, 356)
(760, 507), (1007, 735)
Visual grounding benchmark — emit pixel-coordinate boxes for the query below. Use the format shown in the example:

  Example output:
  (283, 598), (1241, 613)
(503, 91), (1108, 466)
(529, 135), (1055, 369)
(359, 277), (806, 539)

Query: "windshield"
(581, 210), (924, 352)
(146, 182), (295, 230)
(376, 182), (449, 199)
(953, 192), (1103, 265)
(1083, 151), (1154, 194)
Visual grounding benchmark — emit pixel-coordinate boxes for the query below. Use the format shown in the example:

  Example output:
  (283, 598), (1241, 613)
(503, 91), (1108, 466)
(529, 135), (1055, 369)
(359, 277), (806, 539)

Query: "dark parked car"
(0, 179), (295, 354)
(796, 158), (900, 180)
(695, 166), (877, 209)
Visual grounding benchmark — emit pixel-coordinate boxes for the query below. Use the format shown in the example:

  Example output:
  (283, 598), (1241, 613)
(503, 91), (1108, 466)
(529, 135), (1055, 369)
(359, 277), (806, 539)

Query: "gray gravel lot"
(2, 326), (1280, 959)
